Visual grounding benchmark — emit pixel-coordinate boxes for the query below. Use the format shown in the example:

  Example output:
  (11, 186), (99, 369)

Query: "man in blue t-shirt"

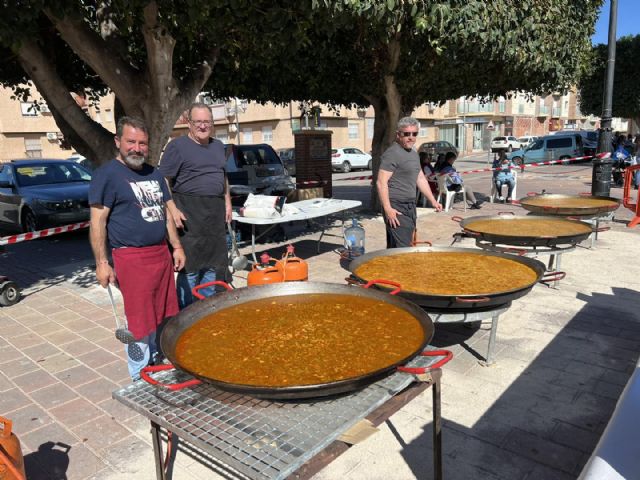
(159, 102), (232, 308)
(89, 116), (185, 380)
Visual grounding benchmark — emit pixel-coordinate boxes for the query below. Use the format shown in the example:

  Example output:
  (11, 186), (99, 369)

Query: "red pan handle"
(540, 271), (566, 284)
(345, 276), (363, 286)
(595, 226), (610, 233)
(503, 247), (527, 256)
(192, 280), (233, 300)
(510, 199), (521, 205)
(451, 216), (464, 223)
(140, 364), (202, 390)
(526, 192), (539, 196)
(579, 192), (592, 196)
(455, 296), (490, 303)
(363, 279), (402, 295)
(397, 350), (454, 374)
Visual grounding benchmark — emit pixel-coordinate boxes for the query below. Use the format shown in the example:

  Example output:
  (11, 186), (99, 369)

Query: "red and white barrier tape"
(0, 221), (89, 246)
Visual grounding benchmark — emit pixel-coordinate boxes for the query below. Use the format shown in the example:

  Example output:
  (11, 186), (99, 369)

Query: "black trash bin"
(591, 157), (613, 197)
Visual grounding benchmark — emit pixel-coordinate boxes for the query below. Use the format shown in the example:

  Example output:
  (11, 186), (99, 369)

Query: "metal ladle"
(228, 222), (248, 271)
(106, 284), (137, 344)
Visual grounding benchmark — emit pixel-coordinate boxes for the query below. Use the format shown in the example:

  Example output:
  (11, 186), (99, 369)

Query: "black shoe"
(470, 202), (481, 210)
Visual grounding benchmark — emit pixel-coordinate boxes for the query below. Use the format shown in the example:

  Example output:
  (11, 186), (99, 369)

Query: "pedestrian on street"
(159, 102), (232, 308)
(89, 116), (185, 380)
(377, 117), (443, 248)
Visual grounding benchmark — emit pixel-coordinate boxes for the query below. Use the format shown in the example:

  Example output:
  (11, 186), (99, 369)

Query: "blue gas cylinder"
(344, 218), (365, 256)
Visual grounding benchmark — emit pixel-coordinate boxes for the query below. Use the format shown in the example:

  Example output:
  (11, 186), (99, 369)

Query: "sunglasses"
(399, 131), (418, 137)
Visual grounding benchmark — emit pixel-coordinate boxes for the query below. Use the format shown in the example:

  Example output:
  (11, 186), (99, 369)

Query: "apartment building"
(0, 86), (604, 161)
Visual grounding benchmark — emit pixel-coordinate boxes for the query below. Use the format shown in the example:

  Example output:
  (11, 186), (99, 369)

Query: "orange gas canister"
(0, 417), (26, 480)
(281, 245), (308, 281)
(247, 253), (284, 286)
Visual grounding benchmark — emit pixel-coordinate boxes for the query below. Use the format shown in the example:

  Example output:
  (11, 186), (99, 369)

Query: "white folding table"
(232, 198), (362, 262)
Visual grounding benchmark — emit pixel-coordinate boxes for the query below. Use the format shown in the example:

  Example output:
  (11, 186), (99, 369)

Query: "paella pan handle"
(540, 271), (566, 284)
(542, 205), (559, 213)
(192, 280), (234, 300)
(412, 240), (433, 246)
(140, 364), (203, 391)
(454, 296), (490, 303)
(595, 225), (610, 233)
(397, 350), (454, 374)
(451, 216), (463, 223)
(526, 191), (539, 196)
(363, 279), (402, 295)
(497, 211), (515, 215)
(579, 192), (592, 197)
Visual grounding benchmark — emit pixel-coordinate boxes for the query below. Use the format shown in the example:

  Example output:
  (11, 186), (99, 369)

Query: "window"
(366, 118), (374, 139)
(215, 132), (229, 143)
(291, 118), (301, 131)
(105, 109), (113, 122)
(25, 138), (42, 158)
(242, 128), (253, 143)
(262, 126), (273, 143)
(348, 122), (359, 140)
(95, 111), (102, 123)
(547, 137), (572, 149)
(20, 102), (37, 116)
(419, 121), (428, 138)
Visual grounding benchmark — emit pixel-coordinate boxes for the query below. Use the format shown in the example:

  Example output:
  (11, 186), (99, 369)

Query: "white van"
(508, 134), (584, 165)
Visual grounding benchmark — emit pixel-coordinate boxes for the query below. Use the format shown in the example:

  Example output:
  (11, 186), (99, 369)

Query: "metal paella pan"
(347, 246), (547, 311)
(159, 282), (434, 399)
(518, 194), (620, 216)
(456, 214), (594, 247)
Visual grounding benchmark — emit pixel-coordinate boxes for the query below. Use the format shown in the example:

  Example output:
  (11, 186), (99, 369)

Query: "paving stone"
(71, 414), (133, 452)
(22, 342), (62, 362)
(97, 398), (141, 422)
(551, 422), (600, 454)
(58, 338), (98, 357)
(7, 403), (54, 436)
(502, 428), (583, 473)
(1, 355), (40, 379)
(50, 397), (104, 428)
(74, 377), (120, 404)
(95, 361), (131, 384)
(12, 369), (58, 393)
(0, 387), (31, 414)
(99, 437), (158, 475)
(20, 422), (79, 452)
(55, 364), (100, 388)
(30, 382), (80, 409)
(76, 348), (121, 370)
(0, 344), (23, 363)
(8, 332), (47, 350)
(76, 325), (113, 343)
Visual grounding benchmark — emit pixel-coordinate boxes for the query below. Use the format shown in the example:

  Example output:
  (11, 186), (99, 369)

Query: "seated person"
(419, 152), (438, 196)
(492, 152), (517, 201)
(438, 152), (481, 209)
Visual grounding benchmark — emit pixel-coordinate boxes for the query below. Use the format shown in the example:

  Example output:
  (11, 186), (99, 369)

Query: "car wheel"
(367, 160), (372, 170)
(0, 281), (20, 307)
(21, 209), (38, 233)
(342, 161), (351, 173)
(507, 145), (513, 152)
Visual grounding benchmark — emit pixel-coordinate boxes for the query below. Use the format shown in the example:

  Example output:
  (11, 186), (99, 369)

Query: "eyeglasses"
(399, 131), (418, 137)
(190, 120), (213, 127)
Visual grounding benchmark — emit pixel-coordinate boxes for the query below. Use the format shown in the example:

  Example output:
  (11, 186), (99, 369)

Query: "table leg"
(555, 254), (562, 288)
(482, 314), (500, 366)
(431, 369), (443, 480)
(547, 254), (556, 271)
(251, 225), (258, 263)
(151, 421), (167, 480)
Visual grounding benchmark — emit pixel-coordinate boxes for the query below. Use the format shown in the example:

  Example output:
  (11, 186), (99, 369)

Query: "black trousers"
(385, 200), (417, 248)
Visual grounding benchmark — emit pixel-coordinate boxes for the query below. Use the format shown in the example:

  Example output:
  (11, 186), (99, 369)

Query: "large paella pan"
(157, 282), (435, 399)
(454, 214), (594, 247)
(348, 246), (547, 311)
(518, 194), (619, 216)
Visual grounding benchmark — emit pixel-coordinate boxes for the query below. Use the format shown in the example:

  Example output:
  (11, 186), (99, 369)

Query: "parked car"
(331, 148), (372, 173)
(0, 159), (92, 232)
(507, 133), (585, 165)
(417, 141), (458, 159)
(67, 154), (97, 172)
(278, 148), (296, 176)
(517, 136), (538, 149)
(224, 143), (296, 206)
(550, 130), (599, 154)
(490, 136), (521, 152)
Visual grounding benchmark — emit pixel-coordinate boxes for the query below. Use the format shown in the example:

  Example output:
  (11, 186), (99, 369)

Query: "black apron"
(173, 192), (228, 277)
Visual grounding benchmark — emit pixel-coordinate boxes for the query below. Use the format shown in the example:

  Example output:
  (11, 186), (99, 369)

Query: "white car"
(490, 136), (521, 152)
(331, 148), (372, 173)
(517, 136), (538, 148)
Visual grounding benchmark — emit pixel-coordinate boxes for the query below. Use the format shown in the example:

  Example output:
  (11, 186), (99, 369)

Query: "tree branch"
(43, 8), (143, 111)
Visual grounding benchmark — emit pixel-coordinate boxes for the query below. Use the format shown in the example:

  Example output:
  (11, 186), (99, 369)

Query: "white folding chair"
(490, 169), (518, 203)
(436, 174), (466, 212)
(416, 175), (439, 207)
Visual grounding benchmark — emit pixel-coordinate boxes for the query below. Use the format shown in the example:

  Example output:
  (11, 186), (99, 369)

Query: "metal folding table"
(232, 199), (362, 262)
(112, 351), (448, 480)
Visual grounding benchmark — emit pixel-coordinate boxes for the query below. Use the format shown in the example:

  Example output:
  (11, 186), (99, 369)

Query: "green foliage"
(578, 34), (640, 120)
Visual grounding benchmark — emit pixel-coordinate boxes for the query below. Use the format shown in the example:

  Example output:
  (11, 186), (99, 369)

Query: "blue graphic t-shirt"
(89, 159), (171, 248)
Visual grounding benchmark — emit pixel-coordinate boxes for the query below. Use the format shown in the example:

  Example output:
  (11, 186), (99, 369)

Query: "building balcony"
(552, 107), (561, 118)
(537, 106), (549, 116)
(457, 102), (495, 114)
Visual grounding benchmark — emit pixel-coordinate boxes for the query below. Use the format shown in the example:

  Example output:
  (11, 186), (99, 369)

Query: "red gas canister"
(281, 245), (308, 282)
(247, 253), (284, 286)
(0, 417), (26, 480)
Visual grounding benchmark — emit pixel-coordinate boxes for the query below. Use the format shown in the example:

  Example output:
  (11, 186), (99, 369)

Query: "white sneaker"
(506, 197), (512, 202)
(498, 196), (504, 201)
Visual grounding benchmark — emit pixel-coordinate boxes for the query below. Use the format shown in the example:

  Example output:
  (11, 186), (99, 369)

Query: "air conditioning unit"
(46, 132), (58, 141)
(40, 104), (50, 113)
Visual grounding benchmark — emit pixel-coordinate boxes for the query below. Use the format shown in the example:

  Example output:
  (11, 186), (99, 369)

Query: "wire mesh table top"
(113, 350), (445, 480)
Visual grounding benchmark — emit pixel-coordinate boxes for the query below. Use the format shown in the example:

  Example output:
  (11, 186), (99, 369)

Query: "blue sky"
(592, 0), (639, 44)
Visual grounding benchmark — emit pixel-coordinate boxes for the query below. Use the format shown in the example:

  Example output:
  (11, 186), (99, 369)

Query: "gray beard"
(124, 154), (146, 168)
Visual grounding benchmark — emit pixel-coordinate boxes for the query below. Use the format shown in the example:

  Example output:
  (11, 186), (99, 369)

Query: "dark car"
(224, 144), (296, 206)
(278, 148), (296, 176)
(0, 159), (92, 232)
(417, 141), (458, 158)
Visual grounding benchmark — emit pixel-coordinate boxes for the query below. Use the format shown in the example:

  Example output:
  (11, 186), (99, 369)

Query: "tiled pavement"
(1, 164), (639, 479)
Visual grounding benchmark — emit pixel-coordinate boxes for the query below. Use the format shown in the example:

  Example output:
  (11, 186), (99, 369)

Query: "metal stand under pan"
(425, 303), (510, 366)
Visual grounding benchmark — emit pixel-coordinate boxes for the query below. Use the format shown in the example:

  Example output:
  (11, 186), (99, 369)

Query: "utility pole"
(234, 97), (241, 145)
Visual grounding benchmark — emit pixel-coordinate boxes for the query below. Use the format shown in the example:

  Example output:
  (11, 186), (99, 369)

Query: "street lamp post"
(593, 0), (617, 196)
